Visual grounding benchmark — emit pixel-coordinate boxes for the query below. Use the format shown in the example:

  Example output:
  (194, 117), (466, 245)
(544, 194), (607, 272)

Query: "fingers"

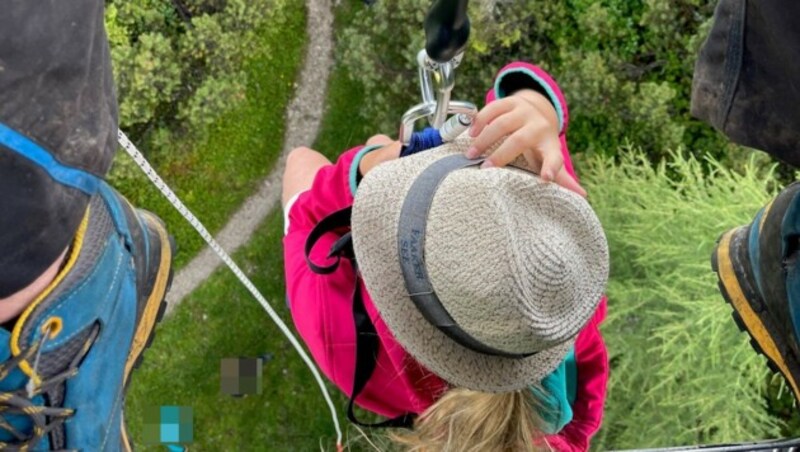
(469, 99), (515, 140)
(478, 120), (561, 169)
(467, 96), (559, 163)
(467, 110), (526, 159)
(476, 128), (586, 196)
(537, 138), (564, 182)
(553, 167), (587, 197)
(480, 127), (534, 168)
(463, 92), (584, 196)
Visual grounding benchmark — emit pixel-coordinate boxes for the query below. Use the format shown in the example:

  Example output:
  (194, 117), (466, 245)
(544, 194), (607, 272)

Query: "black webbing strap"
(305, 206), (416, 429)
(305, 207), (353, 274)
(397, 154), (536, 359)
(348, 262), (416, 429)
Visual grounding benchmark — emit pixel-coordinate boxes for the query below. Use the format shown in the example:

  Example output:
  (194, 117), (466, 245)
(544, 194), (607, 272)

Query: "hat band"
(397, 153), (537, 359)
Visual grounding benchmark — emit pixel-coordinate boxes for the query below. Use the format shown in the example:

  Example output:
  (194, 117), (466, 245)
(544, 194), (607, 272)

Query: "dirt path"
(165, 0), (334, 314)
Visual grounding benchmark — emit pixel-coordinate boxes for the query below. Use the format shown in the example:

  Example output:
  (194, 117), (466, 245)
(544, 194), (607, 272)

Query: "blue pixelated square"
(143, 406), (193, 444)
(161, 406), (180, 424)
(161, 424), (180, 443)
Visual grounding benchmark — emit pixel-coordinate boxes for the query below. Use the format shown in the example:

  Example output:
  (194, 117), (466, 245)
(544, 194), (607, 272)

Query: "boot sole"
(712, 227), (800, 401)
(121, 212), (175, 452)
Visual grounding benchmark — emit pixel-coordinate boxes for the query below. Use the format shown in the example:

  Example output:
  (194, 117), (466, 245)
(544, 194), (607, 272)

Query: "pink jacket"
(283, 62), (609, 452)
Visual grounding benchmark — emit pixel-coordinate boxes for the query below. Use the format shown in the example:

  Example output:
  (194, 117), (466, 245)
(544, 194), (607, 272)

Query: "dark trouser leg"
(0, 0), (117, 296)
(692, 0), (800, 166)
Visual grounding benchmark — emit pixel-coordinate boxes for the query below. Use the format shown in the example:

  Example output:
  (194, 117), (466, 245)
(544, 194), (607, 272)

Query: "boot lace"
(0, 323), (98, 451)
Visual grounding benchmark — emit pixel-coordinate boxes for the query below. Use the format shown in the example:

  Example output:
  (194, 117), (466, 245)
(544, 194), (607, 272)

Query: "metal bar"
(614, 437), (800, 452)
(430, 61), (455, 128)
(399, 100), (477, 144)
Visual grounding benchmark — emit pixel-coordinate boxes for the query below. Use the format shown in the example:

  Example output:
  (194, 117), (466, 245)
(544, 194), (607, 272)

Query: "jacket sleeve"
(485, 62), (577, 181)
(545, 297), (609, 452)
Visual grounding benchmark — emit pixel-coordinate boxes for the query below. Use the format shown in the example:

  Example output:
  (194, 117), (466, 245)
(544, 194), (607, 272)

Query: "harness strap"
(305, 206), (416, 429)
(305, 207), (353, 274)
(348, 264), (416, 429)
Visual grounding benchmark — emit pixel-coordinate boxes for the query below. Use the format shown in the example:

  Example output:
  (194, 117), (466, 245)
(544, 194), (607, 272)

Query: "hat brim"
(352, 142), (577, 393)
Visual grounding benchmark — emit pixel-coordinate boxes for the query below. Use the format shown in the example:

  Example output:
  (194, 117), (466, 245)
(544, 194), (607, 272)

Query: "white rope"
(117, 130), (343, 447)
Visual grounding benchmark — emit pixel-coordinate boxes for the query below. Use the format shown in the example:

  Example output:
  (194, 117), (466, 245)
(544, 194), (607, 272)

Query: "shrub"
(105, 0), (284, 152)
(338, 0), (748, 165)
(584, 148), (787, 449)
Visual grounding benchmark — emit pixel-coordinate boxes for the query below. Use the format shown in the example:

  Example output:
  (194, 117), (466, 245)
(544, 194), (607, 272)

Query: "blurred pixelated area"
(220, 357), (264, 396)
(143, 406), (193, 445)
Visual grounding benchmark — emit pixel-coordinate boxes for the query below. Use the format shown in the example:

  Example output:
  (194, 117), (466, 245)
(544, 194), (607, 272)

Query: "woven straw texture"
(351, 138), (609, 392)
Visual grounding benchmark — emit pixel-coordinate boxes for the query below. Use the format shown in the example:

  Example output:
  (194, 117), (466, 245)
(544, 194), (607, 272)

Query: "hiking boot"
(712, 182), (800, 402)
(0, 181), (174, 450)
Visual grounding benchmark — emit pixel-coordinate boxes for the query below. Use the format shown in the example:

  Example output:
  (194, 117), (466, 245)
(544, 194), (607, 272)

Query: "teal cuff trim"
(493, 68), (565, 134)
(748, 207), (767, 299)
(533, 347), (576, 434)
(349, 144), (384, 197)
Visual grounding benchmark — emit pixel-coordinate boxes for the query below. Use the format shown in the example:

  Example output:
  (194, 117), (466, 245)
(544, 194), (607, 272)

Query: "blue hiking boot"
(0, 182), (174, 450)
(712, 182), (800, 402)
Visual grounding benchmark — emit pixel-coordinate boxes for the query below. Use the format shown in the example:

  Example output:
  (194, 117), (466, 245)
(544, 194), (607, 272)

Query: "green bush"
(584, 148), (789, 449)
(338, 0), (749, 164)
(106, 0), (306, 268)
(105, 0), (283, 151)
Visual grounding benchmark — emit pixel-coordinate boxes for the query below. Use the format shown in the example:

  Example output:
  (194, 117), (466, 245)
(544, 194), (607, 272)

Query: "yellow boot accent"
(10, 209), (89, 381)
(717, 229), (800, 399)
(122, 212), (172, 381)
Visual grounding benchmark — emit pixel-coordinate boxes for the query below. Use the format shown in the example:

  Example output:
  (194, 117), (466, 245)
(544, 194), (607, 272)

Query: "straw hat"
(351, 138), (609, 392)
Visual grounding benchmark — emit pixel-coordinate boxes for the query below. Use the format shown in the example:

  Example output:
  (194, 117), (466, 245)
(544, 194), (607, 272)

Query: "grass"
(311, 3), (377, 160)
(109, 0), (306, 269)
(587, 150), (787, 449)
(125, 211), (352, 450)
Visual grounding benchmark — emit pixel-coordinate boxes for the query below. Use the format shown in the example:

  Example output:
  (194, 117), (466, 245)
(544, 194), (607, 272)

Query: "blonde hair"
(390, 387), (552, 452)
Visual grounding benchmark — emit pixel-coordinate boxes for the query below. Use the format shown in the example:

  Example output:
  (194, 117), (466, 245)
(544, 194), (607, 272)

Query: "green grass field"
(125, 211), (353, 451)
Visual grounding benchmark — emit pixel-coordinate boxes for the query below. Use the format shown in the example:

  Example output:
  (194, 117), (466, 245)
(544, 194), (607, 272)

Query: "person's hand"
(466, 89), (586, 197)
